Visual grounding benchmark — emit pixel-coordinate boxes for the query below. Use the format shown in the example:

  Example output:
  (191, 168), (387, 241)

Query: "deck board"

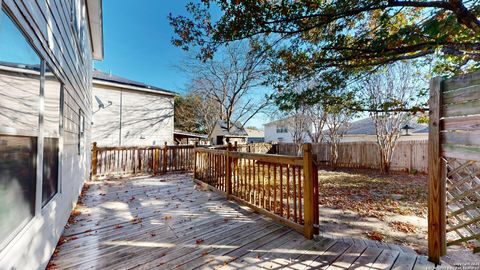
(49, 173), (439, 270)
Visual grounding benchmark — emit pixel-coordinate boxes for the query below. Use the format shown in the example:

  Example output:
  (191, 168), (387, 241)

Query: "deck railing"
(194, 144), (319, 238)
(90, 142), (195, 179)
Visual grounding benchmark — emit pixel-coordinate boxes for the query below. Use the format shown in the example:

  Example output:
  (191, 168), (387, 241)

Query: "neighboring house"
(174, 130), (209, 145)
(92, 70), (175, 146)
(246, 128), (265, 143)
(264, 116), (313, 143)
(210, 120), (248, 145)
(0, 1), (103, 269)
(341, 117), (428, 142)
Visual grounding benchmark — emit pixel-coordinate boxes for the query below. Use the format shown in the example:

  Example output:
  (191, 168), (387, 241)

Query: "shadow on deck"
(49, 173), (440, 270)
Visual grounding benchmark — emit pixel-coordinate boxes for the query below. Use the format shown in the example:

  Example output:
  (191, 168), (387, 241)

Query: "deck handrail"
(91, 142), (195, 179)
(194, 143), (319, 239)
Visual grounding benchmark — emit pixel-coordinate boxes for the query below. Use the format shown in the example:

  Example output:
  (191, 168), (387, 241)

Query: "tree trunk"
(330, 142), (338, 169)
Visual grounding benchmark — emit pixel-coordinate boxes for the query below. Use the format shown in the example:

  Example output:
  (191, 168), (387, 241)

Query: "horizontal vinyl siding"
(0, 1), (93, 269)
(92, 84), (174, 147)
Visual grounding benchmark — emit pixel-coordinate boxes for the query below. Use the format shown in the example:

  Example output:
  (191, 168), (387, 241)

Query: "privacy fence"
(278, 141), (428, 173)
(194, 144), (319, 238)
(428, 71), (480, 263)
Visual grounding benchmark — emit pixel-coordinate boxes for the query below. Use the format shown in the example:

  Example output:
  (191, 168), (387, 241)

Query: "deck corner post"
(163, 142), (168, 173)
(153, 148), (158, 175)
(428, 76), (446, 264)
(193, 146), (198, 179)
(226, 143), (233, 196)
(303, 143), (314, 239)
(91, 142), (98, 180)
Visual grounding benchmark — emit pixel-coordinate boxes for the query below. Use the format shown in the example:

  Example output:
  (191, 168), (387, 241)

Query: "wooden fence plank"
(442, 144), (480, 161)
(443, 84), (480, 104)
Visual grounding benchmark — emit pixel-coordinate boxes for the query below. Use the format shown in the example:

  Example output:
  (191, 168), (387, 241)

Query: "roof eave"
(87, 0), (104, 60)
(93, 79), (176, 97)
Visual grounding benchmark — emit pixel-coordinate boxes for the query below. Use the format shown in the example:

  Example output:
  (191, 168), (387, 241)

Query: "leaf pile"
(389, 221), (417, 234)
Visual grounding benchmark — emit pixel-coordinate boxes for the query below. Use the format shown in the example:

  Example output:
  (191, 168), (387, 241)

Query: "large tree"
(181, 42), (270, 131)
(174, 93), (220, 134)
(361, 62), (425, 173)
(170, 0), (480, 107)
(324, 93), (356, 168)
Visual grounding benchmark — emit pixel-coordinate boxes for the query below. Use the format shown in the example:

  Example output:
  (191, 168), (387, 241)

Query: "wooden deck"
(49, 173), (439, 270)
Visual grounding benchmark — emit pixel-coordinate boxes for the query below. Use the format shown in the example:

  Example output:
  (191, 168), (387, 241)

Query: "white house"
(264, 115), (427, 143)
(264, 116), (313, 143)
(246, 128), (265, 143)
(0, 1), (103, 269)
(92, 70), (175, 146)
(210, 120), (249, 145)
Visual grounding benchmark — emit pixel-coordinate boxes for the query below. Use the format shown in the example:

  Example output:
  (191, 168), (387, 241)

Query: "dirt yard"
(317, 168), (430, 254)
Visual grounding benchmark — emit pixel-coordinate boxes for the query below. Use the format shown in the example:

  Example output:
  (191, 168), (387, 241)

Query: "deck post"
(303, 143), (314, 239)
(226, 143), (233, 196)
(193, 146), (198, 179)
(91, 142), (98, 180)
(153, 148), (158, 175)
(428, 76), (446, 264)
(163, 142), (168, 173)
(312, 154), (319, 235)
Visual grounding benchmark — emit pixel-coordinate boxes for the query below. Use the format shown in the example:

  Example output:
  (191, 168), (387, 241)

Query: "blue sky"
(94, 0), (191, 94)
(95, 0), (269, 128)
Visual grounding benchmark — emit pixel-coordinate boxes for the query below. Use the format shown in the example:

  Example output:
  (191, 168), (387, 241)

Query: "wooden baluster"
(267, 163), (271, 210)
(280, 165), (283, 217)
(298, 166), (303, 224)
(313, 157), (319, 235)
(273, 164), (277, 213)
(250, 159), (254, 203)
(262, 163), (265, 208)
(243, 158), (247, 199)
(293, 165), (297, 223)
(243, 158), (249, 202)
(287, 165), (290, 220)
(253, 159), (257, 205)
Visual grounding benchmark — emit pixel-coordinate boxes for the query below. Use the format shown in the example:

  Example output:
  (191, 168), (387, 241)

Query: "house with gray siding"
(209, 120), (249, 145)
(92, 70), (175, 146)
(0, 0), (103, 269)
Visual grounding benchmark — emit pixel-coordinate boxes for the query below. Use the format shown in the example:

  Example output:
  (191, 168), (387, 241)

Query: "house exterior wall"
(0, 1), (95, 269)
(92, 83), (174, 146)
(209, 124), (247, 145)
(264, 122), (311, 143)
